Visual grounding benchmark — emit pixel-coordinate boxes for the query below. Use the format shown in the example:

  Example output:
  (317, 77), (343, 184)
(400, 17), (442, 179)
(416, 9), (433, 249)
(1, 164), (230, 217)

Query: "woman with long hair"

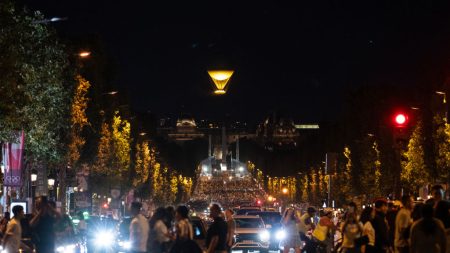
(149, 207), (170, 253)
(280, 208), (302, 253)
(410, 204), (447, 253)
(359, 207), (375, 253)
(340, 212), (363, 253)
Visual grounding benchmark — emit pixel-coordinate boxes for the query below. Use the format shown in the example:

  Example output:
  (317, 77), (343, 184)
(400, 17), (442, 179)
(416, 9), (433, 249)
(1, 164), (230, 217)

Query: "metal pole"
(325, 155), (329, 207)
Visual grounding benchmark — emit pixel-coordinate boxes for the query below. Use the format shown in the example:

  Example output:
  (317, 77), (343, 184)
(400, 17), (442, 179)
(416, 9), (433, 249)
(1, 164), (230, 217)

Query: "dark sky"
(19, 0), (450, 123)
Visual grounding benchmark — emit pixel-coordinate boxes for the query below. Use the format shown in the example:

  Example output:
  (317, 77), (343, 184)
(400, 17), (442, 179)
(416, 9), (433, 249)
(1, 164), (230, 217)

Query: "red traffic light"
(394, 113), (408, 127)
(103, 203), (109, 209)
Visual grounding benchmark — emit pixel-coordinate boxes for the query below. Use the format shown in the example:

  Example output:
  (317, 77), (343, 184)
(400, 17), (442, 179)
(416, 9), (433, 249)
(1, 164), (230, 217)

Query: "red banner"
(2, 131), (24, 187)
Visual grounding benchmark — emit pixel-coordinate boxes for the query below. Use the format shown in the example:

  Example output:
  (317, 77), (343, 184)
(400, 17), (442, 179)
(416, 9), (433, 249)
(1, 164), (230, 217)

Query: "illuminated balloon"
(207, 70), (234, 95)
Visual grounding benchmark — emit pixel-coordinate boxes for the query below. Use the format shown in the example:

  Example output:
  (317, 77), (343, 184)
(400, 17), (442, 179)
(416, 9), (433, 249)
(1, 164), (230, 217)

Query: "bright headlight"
(95, 230), (115, 247)
(275, 230), (286, 240)
(56, 244), (76, 253)
(259, 230), (270, 241)
(119, 240), (132, 249)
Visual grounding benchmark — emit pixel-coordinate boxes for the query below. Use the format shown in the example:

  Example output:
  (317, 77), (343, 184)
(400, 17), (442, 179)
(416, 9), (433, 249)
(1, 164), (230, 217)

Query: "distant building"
(256, 114), (299, 150)
(159, 116), (204, 142)
(157, 113), (318, 150)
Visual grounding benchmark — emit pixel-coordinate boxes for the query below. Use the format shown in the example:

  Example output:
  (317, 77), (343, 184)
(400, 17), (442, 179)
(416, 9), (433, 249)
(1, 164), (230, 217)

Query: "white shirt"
(395, 208), (411, 248)
(4, 218), (22, 253)
(130, 214), (150, 252)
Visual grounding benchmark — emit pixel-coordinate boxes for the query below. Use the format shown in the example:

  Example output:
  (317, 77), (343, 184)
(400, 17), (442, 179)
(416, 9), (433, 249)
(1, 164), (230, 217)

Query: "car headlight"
(95, 230), (115, 247)
(118, 240), (132, 249)
(56, 244), (76, 253)
(259, 230), (270, 241)
(275, 229), (286, 240)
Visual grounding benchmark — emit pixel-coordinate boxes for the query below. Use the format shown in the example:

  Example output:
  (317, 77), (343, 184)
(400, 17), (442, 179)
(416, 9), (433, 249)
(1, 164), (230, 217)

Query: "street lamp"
(31, 169), (38, 183)
(48, 172), (56, 200)
(30, 169), (38, 211)
(32, 16), (68, 24)
(102, 91), (118, 95)
(78, 51), (91, 58)
(436, 91), (447, 104)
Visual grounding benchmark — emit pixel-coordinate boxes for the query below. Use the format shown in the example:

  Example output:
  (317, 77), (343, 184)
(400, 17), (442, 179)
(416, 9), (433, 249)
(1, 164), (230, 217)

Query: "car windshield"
(191, 220), (205, 239)
(246, 212), (282, 227)
(235, 218), (264, 228)
(236, 208), (260, 215)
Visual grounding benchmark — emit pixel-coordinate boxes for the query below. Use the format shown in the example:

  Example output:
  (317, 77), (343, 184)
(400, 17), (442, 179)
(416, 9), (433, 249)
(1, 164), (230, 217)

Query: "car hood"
(235, 228), (267, 234)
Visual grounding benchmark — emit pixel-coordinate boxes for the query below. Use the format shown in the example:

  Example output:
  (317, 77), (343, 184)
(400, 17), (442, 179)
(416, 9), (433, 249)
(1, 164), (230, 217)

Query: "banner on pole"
(2, 131), (25, 187)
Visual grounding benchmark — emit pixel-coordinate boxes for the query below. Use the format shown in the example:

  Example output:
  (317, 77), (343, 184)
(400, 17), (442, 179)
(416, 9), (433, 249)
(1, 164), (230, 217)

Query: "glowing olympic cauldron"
(207, 70), (234, 95)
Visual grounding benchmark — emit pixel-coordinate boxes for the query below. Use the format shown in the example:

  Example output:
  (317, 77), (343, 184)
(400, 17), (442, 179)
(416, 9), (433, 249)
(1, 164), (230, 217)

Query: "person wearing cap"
(312, 208), (335, 253)
(372, 199), (389, 253)
(298, 207), (316, 253)
(129, 202), (150, 253)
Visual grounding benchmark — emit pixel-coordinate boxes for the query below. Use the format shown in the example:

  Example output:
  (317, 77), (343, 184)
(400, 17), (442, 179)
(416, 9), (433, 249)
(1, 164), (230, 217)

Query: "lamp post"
(48, 173), (56, 201)
(30, 169), (37, 211)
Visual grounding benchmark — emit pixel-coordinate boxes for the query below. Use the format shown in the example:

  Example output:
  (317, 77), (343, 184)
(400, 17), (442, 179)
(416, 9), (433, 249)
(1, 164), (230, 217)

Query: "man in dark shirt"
(372, 199), (389, 253)
(206, 204), (228, 253)
(30, 196), (57, 253)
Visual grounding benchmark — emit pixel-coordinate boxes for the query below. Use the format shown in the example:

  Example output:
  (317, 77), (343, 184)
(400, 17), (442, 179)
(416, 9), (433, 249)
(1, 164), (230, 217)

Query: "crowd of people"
(0, 196), (237, 253)
(191, 174), (266, 207)
(130, 202), (233, 253)
(289, 184), (450, 253)
(0, 195), (78, 253)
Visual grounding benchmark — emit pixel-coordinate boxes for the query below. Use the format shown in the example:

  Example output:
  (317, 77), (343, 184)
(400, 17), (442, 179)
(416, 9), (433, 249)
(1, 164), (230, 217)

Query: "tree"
(401, 119), (430, 193)
(332, 146), (353, 205)
(60, 75), (90, 211)
(151, 162), (163, 204)
(0, 2), (71, 163)
(133, 141), (150, 187)
(92, 122), (113, 194)
(111, 112), (131, 178)
(433, 114), (450, 183)
(360, 138), (382, 199)
(68, 75), (91, 165)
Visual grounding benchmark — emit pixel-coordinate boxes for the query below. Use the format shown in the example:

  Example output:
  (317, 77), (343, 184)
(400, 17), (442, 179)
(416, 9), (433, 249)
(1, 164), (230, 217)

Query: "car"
(190, 216), (208, 250)
(235, 207), (261, 215)
(232, 215), (270, 253)
(85, 216), (119, 253)
(116, 217), (133, 253)
(246, 211), (283, 252)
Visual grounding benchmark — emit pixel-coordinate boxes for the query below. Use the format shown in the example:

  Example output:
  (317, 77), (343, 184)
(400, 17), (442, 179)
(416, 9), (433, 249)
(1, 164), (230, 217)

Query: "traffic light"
(393, 113), (408, 127)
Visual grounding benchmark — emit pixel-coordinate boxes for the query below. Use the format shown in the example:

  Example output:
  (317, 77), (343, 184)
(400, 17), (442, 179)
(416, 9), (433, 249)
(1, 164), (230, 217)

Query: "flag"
(2, 131), (25, 187)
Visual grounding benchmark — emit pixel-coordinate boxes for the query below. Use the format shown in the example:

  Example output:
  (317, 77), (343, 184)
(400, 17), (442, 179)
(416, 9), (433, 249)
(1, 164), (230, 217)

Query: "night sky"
(19, 0), (450, 123)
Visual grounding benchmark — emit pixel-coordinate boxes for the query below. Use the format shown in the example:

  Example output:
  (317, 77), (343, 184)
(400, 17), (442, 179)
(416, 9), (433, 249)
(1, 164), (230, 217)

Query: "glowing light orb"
(395, 114), (406, 125)
(208, 70), (234, 95)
